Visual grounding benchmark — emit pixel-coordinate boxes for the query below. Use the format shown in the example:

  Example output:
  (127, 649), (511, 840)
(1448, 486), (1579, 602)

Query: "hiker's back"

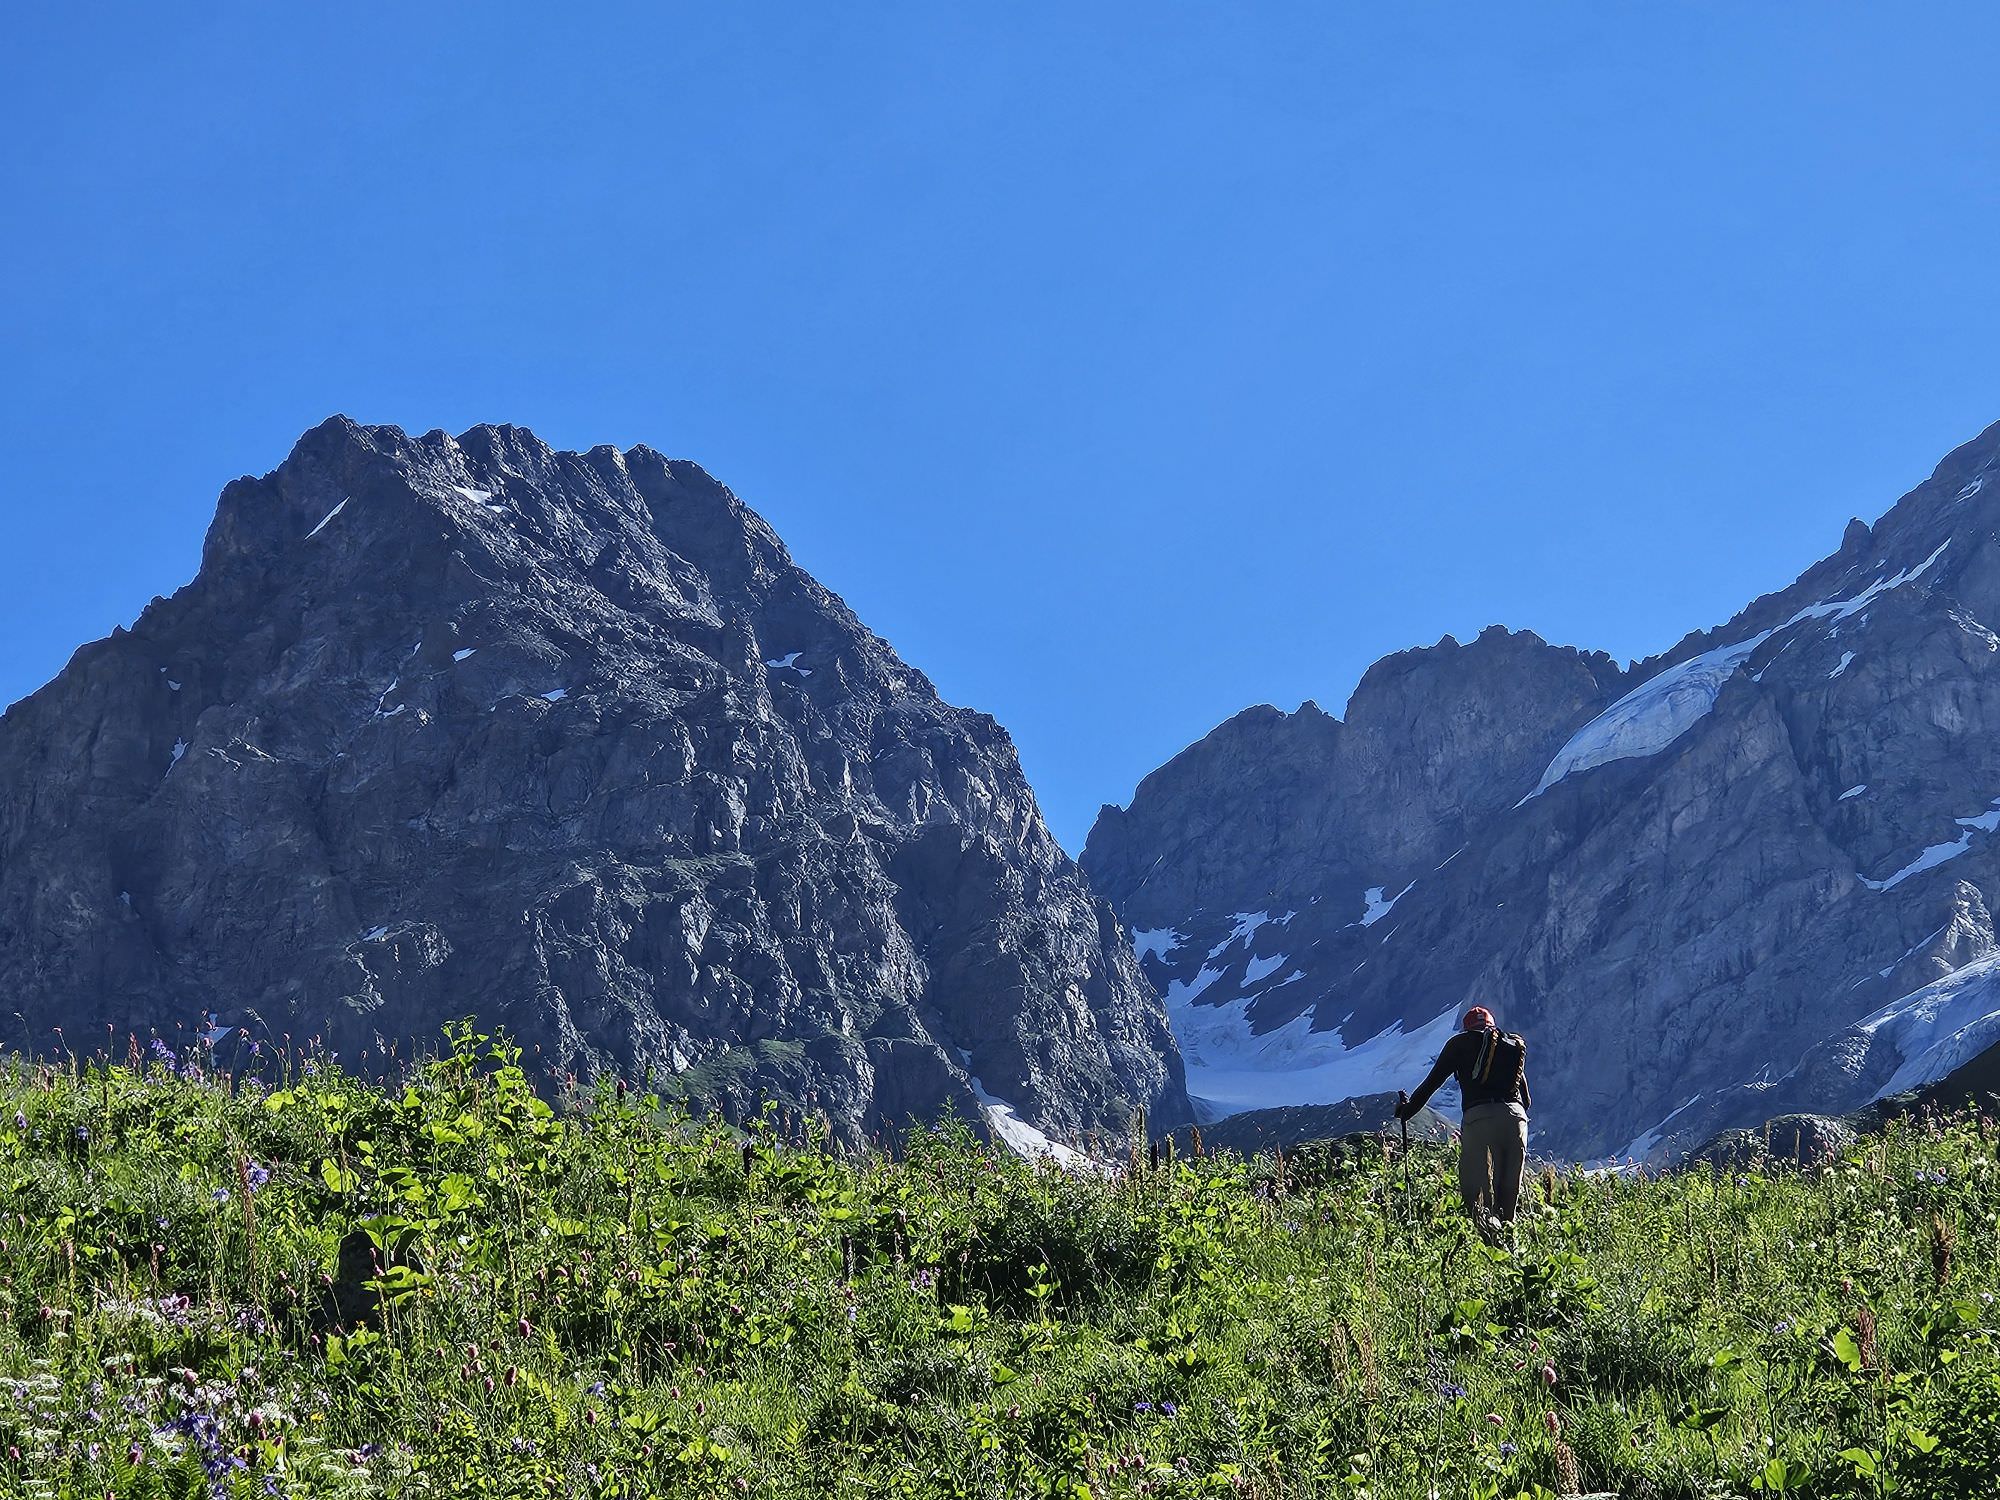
(1458, 1028), (1527, 1110)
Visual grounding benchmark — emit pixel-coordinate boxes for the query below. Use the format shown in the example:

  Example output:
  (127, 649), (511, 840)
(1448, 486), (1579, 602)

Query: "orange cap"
(1461, 1006), (1495, 1031)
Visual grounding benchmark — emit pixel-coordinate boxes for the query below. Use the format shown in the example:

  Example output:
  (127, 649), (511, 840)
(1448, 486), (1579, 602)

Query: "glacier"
(1530, 540), (1952, 799)
(1860, 953), (2000, 1102)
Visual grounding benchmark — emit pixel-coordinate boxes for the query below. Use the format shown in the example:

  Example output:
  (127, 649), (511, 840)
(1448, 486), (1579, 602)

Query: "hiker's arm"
(1403, 1043), (1458, 1115)
(1520, 1068), (1532, 1111)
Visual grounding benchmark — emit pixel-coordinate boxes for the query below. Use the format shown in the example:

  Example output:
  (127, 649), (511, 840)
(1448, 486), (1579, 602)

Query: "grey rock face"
(0, 418), (1189, 1148)
(1175, 1095), (1455, 1157)
(1685, 1114), (1858, 1173)
(1084, 630), (1626, 934)
(1086, 420), (2000, 1162)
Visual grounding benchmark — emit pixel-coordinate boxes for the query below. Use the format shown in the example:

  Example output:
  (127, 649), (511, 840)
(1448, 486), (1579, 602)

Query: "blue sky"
(5, 5), (1999, 852)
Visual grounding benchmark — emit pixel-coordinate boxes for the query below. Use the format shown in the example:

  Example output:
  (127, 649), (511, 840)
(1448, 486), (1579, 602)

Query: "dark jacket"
(1405, 1027), (1531, 1116)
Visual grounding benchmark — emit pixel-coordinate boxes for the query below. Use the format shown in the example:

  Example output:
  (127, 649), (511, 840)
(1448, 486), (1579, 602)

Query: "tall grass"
(1, 1024), (1995, 1498)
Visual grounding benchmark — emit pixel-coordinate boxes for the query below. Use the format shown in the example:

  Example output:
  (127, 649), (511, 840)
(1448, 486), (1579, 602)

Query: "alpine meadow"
(1, 1026), (1997, 1498)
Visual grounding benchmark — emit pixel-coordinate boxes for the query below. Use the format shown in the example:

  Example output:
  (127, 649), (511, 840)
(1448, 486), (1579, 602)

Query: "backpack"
(1465, 1028), (1526, 1104)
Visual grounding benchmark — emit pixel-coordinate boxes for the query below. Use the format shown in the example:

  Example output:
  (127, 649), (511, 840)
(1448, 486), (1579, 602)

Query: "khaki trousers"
(1459, 1103), (1529, 1224)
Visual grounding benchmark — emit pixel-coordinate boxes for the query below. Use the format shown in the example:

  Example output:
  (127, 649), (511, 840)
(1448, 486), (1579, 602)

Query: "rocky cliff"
(0, 418), (1189, 1148)
(1085, 420), (2000, 1162)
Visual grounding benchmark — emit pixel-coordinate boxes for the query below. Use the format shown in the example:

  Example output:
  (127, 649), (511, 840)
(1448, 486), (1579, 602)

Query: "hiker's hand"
(1393, 1096), (1415, 1122)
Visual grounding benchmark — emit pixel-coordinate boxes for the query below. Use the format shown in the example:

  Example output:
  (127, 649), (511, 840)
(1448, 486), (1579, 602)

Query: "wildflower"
(1544, 1411), (1562, 1436)
(517, 1316), (532, 1338)
(10, 1114), (22, 1131)
(1499, 1442), (1517, 1457)
(1484, 1412), (1503, 1426)
(1539, 1364), (1557, 1387)
(1135, 1401), (1152, 1412)
(74, 1125), (90, 1144)
(1438, 1382), (1468, 1403)
(244, 1162), (270, 1191)
(212, 1188), (230, 1205)
(1160, 1401), (1177, 1417)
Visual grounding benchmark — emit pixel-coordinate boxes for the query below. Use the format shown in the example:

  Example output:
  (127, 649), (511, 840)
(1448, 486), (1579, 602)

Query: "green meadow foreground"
(3, 1030), (1997, 1499)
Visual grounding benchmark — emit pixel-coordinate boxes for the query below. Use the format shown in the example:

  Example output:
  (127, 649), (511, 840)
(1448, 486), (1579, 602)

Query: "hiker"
(1395, 1006), (1531, 1237)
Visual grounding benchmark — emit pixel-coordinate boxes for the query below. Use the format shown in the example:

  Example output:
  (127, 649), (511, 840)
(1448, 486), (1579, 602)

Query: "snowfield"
(1859, 953), (2000, 1102)
(1166, 993), (1460, 1119)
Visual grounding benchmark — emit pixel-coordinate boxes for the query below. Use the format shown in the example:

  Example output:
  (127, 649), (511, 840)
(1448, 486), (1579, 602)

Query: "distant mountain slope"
(1086, 420), (2000, 1161)
(0, 418), (1189, 1148)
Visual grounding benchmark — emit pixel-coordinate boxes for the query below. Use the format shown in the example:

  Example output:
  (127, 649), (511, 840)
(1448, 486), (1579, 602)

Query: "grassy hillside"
(3, 1026), (1997, 1499)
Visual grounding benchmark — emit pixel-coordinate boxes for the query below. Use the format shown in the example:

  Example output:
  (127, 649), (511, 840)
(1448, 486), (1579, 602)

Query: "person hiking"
(1395, 1006), (1531, 1239)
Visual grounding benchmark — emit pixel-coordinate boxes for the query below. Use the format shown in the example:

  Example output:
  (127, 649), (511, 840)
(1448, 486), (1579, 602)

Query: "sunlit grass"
(1, 1024), (1995, 1498)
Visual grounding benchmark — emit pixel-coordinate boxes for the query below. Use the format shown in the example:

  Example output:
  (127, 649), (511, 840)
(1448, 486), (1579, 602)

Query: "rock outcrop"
(1086, 420), (2000, 1162)
(1171, 1095), (1455, 1157)
(0, 418), (1189, 1149)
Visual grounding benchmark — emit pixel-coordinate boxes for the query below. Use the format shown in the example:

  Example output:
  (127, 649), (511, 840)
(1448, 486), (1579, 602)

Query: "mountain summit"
(1085, 420), (2000, 1161)
(0, 418), (1189, 1148)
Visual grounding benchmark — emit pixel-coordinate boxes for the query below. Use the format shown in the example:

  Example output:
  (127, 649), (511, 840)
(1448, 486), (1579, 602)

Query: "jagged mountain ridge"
(0, 417), (1189, 1148)
(1084, 419), (2000, 1161)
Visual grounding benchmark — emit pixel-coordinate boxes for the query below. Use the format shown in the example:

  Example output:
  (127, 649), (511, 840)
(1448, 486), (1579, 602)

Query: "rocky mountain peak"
(0, 419), (1188, 1151)
(1086, 419), (2000, 1160)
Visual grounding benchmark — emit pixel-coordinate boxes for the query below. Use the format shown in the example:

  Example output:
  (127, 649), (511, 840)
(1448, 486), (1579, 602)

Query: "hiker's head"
(1461, 1005), (1496, 1032)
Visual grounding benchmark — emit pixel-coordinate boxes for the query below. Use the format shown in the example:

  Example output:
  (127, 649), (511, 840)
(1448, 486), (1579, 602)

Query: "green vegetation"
(3, 1025), (1997, 1499)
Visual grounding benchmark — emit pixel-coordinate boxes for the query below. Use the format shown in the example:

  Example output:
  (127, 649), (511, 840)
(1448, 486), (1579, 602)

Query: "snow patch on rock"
(1208, 910), (1270, 958)
(1359, 884), (1411, 927)
(1860, 800), (2000, 891)
(968, 1075), (1092, 1168)
(304, 498), (348, 540)
(1613, 1093), (1705, 1165)
(1243, 952), (1287, 985)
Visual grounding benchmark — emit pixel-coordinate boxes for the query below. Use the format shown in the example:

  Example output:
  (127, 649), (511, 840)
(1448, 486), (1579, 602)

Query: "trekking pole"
(1396, 1091), (1412, 1221)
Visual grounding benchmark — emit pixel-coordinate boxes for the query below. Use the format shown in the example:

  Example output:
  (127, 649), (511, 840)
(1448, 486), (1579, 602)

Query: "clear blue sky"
(5, 5), (1999, 851)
